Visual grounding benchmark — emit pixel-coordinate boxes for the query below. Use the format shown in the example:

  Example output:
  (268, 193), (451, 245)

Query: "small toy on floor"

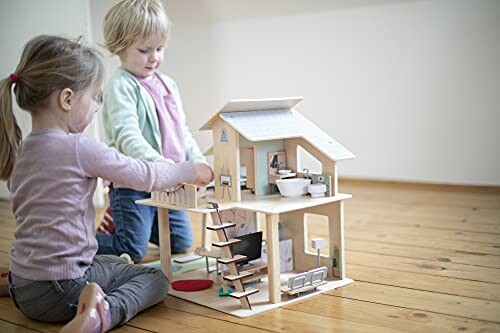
(173, 253), (203, 264)
(218, 267), (232, 297)
(120, 253), (134, 264)
(172, 279), (213, 292)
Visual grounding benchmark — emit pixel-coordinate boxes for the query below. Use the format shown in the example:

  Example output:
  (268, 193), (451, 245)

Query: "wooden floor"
(0, 179), (499, 332)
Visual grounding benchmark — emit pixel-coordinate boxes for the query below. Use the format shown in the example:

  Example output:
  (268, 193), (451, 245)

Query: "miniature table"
(136, 189), (351, 304)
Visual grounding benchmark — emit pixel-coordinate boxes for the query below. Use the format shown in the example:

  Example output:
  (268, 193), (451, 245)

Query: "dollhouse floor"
(168, 267), (353, 317)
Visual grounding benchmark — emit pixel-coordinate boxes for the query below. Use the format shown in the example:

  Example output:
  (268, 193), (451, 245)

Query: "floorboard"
(0, 179), (498, 332)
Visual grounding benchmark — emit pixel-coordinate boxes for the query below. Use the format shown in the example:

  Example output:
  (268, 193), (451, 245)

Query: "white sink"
(308, 183), (327, 198)
(276, 178), (311, 197)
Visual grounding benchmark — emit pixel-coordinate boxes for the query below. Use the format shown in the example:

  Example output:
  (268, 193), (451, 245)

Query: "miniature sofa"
(282, 266), (328, 296)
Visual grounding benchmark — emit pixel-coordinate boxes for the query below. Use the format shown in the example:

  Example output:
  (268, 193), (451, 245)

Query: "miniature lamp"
(311, 238), (326, 268)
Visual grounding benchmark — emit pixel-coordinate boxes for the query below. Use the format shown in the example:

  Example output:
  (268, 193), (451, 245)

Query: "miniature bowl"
(308, 183), (326, 198)
(276, 178), (311, 197)
(278, 169), (292, 175)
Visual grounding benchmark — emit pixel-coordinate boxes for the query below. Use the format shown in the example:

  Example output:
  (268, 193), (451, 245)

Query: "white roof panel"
(220, 97), (303, 113)
(220, 109), (355, 161)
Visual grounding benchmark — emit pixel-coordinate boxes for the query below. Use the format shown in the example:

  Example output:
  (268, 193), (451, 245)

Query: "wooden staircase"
(207, 202), (259, 310)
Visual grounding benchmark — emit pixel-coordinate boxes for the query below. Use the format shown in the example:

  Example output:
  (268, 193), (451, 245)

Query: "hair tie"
(9, 73), (17, 83)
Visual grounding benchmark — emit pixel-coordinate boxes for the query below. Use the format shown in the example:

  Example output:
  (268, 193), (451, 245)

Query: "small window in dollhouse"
(297, 145), (322, 174)
(304, 213), (330, 257)
(220, 128), (229, 143)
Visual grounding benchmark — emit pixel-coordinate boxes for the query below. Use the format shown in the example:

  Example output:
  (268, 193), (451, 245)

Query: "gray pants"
(9, 255), (168, 328)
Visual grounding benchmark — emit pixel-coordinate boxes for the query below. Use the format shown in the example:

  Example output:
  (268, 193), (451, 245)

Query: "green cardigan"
(102, 67), (205, 163)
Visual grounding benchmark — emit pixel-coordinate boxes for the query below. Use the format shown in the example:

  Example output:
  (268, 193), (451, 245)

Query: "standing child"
(96, 0), (207, 261)
(0, 35), (213, 332)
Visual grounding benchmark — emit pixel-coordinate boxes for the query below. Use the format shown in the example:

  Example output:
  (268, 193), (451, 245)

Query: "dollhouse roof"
(200, 97), (355, 161)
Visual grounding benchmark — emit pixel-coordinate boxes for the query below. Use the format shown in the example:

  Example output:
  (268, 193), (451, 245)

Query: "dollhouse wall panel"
(279, 203), (344, 280)
(220, 109), (354, 161)
(213, 119), (241, 202)
(284, 138), (337, 195)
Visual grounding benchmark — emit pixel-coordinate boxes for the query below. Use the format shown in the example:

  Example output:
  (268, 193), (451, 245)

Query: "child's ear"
(59, 88), (74, 112)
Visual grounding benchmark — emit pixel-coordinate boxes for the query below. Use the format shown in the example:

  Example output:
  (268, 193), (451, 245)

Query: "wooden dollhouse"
(200, 96), (355, 201)
(137, 97), (355, 317)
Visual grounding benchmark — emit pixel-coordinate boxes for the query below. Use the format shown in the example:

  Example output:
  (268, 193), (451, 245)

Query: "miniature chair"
(282, 266), (328, 296)
(287, 272), (309, 290)
(307, 266), (328, 286)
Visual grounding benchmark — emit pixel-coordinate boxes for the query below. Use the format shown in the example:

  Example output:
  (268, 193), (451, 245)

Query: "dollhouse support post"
(157, 208), (172, 282)
(266, 213), (281, 303)
(330, 200), (345, 279)
(201, 213), (212, 249)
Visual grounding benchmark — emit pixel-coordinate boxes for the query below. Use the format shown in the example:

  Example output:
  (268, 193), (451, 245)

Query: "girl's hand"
(193, 163), (214, 187)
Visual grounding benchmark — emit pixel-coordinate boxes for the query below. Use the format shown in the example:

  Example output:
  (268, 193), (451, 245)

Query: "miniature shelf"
(230, 289), (259, 299)
(206, 223), (236, 230)
(212, 239), (241, 248)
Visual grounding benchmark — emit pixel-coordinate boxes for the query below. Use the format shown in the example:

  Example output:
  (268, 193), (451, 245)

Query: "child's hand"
(193, 163), (214, 187)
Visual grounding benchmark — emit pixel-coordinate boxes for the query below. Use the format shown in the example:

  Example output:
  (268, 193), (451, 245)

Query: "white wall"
(2, 0), (499, 194)
(0, 0), (105, 203)
(161, 0), (499, 186)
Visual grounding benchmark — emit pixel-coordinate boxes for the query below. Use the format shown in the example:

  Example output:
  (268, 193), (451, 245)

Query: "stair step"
(212, 239), (241, 248)
(230, 288), (259, 299)
(218, 255), (248, 264)
(206, 223), (236, 230)
(223, 271), (253, 281)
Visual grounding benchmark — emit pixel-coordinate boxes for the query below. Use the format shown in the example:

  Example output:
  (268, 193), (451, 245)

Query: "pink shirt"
(9, 129), (196, 281)
(137, 73), (185, 162)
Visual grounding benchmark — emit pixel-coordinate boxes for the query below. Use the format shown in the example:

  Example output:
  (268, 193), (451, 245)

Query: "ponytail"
(0, 35), (104, 180)
(0, 76), (22, 180)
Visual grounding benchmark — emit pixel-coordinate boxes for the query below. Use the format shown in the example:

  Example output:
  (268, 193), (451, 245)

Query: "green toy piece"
(218, 286), (233, 296)
(332, 246), (340, 277)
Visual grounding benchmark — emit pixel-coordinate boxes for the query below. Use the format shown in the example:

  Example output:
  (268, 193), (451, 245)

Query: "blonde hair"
(0, 35), (104, 180)
(103, 0), (171, 55)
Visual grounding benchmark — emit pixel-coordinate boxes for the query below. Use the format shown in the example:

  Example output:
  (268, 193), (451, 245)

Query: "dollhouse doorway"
(241, 147), (255, 191)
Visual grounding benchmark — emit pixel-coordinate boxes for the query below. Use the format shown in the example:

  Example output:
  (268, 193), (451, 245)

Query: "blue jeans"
(96, 187), (193, 261)
(9, 255), (168, 328)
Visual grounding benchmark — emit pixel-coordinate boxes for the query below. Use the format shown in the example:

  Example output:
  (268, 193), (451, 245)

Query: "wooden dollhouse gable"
(200, 97), (355, 162)
(200, 97), (302, 131)
(221, 110), (354, 162)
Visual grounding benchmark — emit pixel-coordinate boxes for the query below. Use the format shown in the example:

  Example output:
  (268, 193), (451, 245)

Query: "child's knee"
(171, 231), (193, 254)
(128, 247), (148, 262)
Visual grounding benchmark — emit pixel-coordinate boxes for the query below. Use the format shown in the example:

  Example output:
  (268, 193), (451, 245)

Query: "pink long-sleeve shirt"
(8, 129), (196, 281)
